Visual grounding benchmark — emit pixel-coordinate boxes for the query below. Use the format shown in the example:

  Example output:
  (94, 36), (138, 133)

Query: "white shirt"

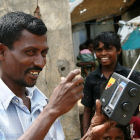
(0, 79), (65, 140)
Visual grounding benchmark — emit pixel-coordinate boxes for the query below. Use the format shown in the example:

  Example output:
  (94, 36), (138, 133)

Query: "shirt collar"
(114, 63), (125, 72)
(93, 63), (124, 77)
(0, 79), (16, 110)
(93, 65), (102, 77)
(26, 86), (48, 107)
(0, 78), (48, 110)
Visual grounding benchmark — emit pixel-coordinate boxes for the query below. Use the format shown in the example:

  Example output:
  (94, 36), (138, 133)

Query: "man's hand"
(18, 69), (84, 140)
(46, 69), (84, 118)
(81, 100), (116, 140)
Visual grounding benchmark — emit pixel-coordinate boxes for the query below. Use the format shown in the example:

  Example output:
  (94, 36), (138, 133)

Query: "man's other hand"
(81, 100), (116, 140)
(47, 69), (84, 118)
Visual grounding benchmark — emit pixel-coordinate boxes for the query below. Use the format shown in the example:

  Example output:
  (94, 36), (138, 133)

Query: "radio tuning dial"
(122, 102), (131, 111)
(129, 88), (137, 97)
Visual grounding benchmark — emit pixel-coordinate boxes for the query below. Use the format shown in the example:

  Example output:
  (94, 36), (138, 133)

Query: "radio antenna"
(127, 54), (140, 79)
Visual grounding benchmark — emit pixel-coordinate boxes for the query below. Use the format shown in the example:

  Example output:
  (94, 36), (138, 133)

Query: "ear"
(0, 43), (7, 61)
(117, 48), (122, 55)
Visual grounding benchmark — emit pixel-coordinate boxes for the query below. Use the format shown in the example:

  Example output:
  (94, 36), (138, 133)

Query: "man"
(81, 32), (140, 134)
(0, 11), (84, 140)
(0, 11), (114, 140)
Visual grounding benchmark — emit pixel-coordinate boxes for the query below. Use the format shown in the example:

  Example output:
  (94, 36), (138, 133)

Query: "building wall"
(0, 0), (81, 140)
(72, 19), (115, 63)
(72, 24), (87, 61)
(90, 19), (115, 38)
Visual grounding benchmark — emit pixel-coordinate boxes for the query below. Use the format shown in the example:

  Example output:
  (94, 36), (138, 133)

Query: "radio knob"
(122, 102), (131, 111)
(129, 88), (137, 97)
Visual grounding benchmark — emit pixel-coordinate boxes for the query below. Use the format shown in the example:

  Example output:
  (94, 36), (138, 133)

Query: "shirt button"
(15, 98), (19, 102)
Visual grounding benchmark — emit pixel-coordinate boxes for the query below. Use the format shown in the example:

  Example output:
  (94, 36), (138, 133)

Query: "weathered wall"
(0, 0), (81, 139)
(90, 19), (115, 38)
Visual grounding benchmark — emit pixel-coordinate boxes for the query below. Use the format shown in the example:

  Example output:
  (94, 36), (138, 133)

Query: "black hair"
(115, 124), (131, 140)
(84, 39), (94, 46)
(93, 31), (121, 51)
(0, 11), (47, 49)
(79, 43), (88, 51)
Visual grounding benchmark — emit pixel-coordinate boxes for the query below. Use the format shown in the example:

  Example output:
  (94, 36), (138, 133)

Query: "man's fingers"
(61, 77), (66, 81)
(73, 75), (84, 86)
(90, 121), (116, 139)
(71, 84), (84, 98)
(60, 76), (83, 95)
(60, 70), (84, 93)
(95, 99), (102, 115)
(65, 69), (81, 82)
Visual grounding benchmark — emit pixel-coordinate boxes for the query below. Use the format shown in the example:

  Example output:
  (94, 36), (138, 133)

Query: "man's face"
(1, 30), (48, 87)
(95, 42), (121, 67)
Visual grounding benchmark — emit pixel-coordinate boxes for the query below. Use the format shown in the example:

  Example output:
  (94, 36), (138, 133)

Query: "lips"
(25, 67), (42, 81)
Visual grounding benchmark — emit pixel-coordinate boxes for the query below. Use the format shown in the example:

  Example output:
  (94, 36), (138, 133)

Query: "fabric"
(80, 49), (92, 54)
(122, 27), (140, 50)
(77, 49), (95, 62)
(81, 63), (140, 108)
(130, 116), (140, 139)
(0, 79), (65, 140)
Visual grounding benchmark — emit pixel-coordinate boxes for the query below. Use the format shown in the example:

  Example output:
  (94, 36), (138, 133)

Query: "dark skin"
(83, 107), (93, 134)
(95, 42), (121, 79)
(101, 126), (124, 140)
(83, 41), (121, 135)
(18, 99), (114, 140)
(0, 29), (114, 140)
(0, 30), (48, 110)
(18, 69), (84, 140)
(81, 100), (116, 140)
(0, 29), (84, 139)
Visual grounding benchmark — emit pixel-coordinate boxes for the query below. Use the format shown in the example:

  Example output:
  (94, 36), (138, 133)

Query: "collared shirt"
(81, 63), (140, 108)
(0, 79), (65, 140)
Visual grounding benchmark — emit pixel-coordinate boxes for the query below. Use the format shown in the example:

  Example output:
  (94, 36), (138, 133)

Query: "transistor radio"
(100, 55), (140, 125)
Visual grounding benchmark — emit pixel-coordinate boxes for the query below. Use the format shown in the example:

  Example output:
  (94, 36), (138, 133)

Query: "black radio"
(100, 55), (140, 125)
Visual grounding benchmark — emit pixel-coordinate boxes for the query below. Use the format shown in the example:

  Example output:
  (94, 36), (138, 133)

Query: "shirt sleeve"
(0, 130), (6, 140)
(44, 118), (65, 140)
(81, 75), (94, 108)
(54, 119), (65, 140)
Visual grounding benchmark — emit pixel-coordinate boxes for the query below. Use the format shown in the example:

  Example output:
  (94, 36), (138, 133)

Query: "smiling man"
(0, 12), (125, 140)
(81, 31), (140, 135)
(0, 11), (85, 140)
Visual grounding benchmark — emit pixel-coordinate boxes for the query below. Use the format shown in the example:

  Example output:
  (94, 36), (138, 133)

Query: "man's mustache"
(25, 67), (42, 74)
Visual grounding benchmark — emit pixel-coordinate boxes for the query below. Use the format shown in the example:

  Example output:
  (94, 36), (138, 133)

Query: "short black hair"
(84, 39), (94, 46)
(0, 11), (47, 49)
(93, 31), (121, 51)
(115, 124), (131, 140)
(79, 43), (88, 51)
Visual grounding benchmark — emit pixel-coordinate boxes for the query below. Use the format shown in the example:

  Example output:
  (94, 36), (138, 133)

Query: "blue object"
(122, 27), (140, 50)
(69, 0), (75, 2)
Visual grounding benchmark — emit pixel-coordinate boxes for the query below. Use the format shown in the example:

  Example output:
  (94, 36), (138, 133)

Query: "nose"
(101, 49), (107, 55)
(34, 54), (46, 69)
